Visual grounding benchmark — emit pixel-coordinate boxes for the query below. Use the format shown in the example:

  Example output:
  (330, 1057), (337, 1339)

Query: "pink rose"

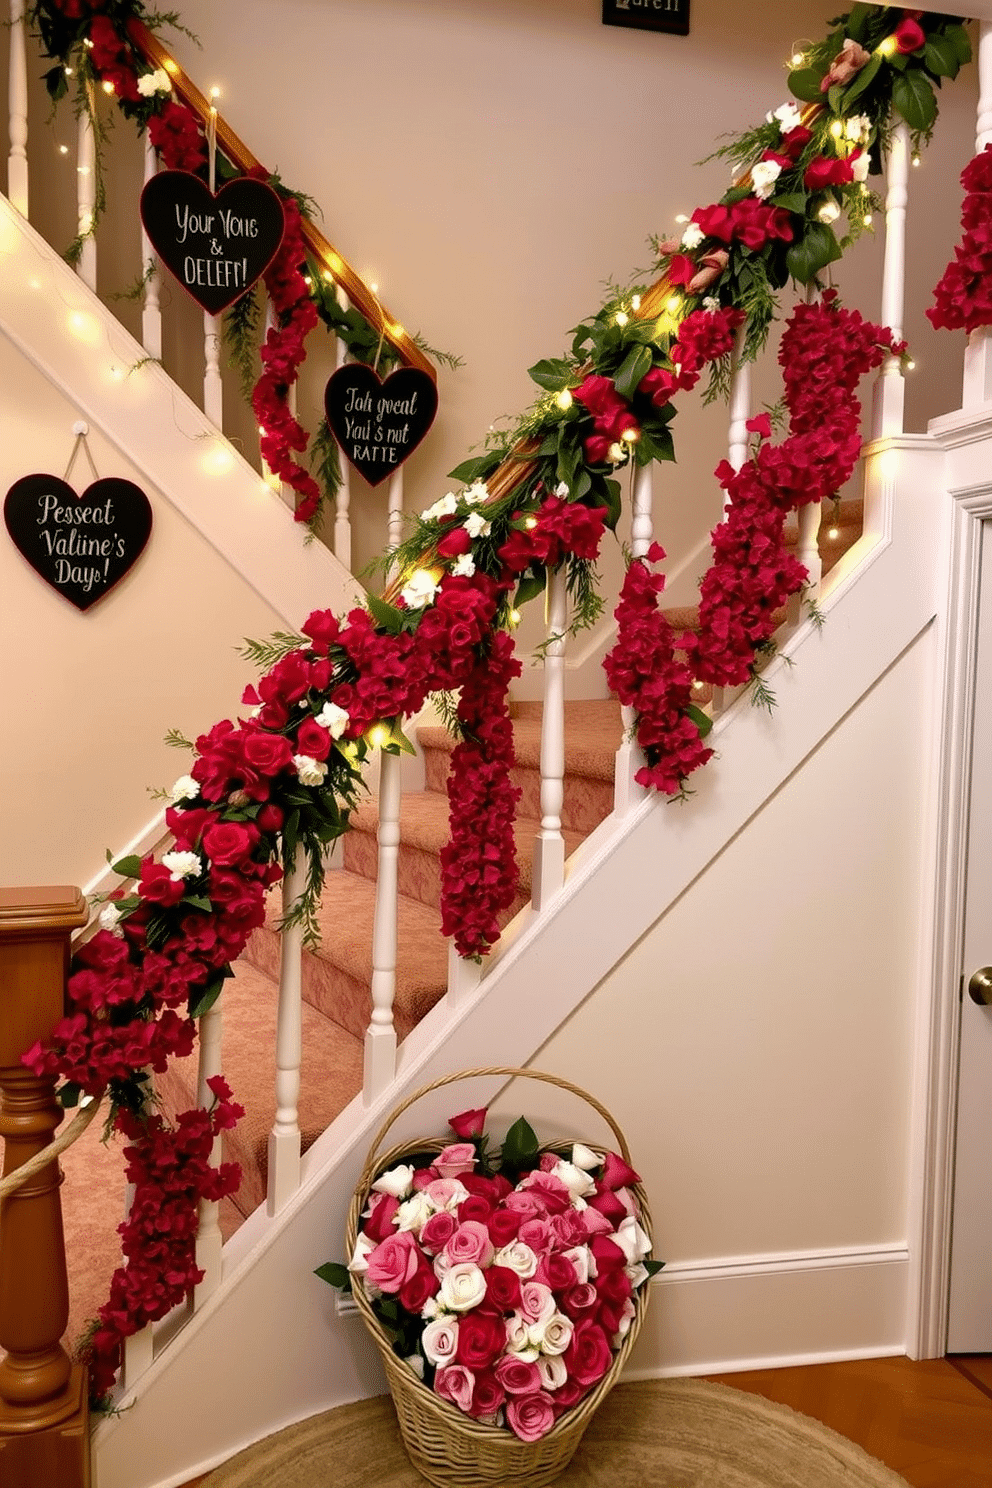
(420, 1210), (458, 1255)
(434, 1142), (477, 1179)
(503, 1191), (548, 1218)
(443, 1221), (495, 1269)
(448, 1105), (487, 1138)
(820, 37), (870, 92)
(551, 1209), (587, 1248)
(518, 1217), (552, 1255)
(894, 16), (925, 54)
(425, 1178), (469, 1211)
(519, 1280), (555, 1326)
(506, 1391), (556, 1442)
(364, 1230), (420, 1294)
(468, 1368), (506, 1419)
(561, 1283), (599, 1320)
(495, 1355), (542, 1396)
(563, 1319), (613, 1389)
(362, 1192), (400, 1243)
(434, 1363), (475, 1414)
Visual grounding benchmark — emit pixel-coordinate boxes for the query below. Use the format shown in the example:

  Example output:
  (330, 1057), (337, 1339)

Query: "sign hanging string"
(63, 423), (100, 487)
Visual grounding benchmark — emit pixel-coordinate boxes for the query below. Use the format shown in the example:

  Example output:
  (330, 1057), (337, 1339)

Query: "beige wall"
(0, 332), (283, 888)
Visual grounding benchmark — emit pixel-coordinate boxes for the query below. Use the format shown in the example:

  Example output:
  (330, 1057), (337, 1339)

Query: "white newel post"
(267, 856), (304, 1213)
(871, 120), (909, 438)
(365, 749), (400, 1103)
(531, 563), (567, 910)
(140, 135), (162, 359)
(614, 462), (654, 815)
(193, 992), (224, 1305)
(387, 467), (405, 560)
(334, 288), (353, 571)
(963, 22), (992, 409)
(7, 0), (29, 217)
(76, 91), (97, 292)
(203, 312), (223, 426)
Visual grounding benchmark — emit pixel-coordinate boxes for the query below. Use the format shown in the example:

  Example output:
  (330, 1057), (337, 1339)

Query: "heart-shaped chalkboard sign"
(140, 171), (285, 315)
(323, 365), (439, 487)
(4, 475), (153, 611)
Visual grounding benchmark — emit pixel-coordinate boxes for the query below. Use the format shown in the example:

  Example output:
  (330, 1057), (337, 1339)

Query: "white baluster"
(334, 290), (353, 570)
(259, 302), (282, 491)
(871, 120), (909, 438)
(267, 856), (303, 1213)
(141, 135), (162, 359)
(711, 332), (753, 713)
(76, 89), (97, 292)
(532, 564), (567, 910)
(614, 462), (653, 815)
(203, 312), (223, 426)
(364, 749), (400, 1103)
(446, 939), (482, 1007)
(387, 466), (404, 560)
(121, 1076), (156, 1387)
(193, 992), (224, 1306)
(788, 501), (823, 627)
(7, 0), (29, 216)
(964, 22), (992, 409)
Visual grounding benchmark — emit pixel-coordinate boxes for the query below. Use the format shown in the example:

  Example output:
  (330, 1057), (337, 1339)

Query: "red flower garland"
(928, 145), (992, 334)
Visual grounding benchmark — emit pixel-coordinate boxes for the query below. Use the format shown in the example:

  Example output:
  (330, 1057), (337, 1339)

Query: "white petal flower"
(293, 754), (328, 787)
(613, 1215), (652, 1265)
(421, 492), (458, 521)
(169, 774), (200, 804)
(851, 152), (870, 184)
(538, 1355), (568, 1391)
(845, 113), (871, 143)
(554, 481), (570, 498)
(400, 569), (440, 610)
(395, 1191), (435, 1234)
(562, 1245), (591, 1285)
(463, 512), (491, 539)
(451, 553), (476, 578)
(626, 1261), (650, 1290)
(773, 102), (803, 134)
(463, 481), (490, 506)
(681, 222), (704, 250)
(99, 903), (125, 937)
(314, 701), (350, 738)
(421, 1317), (459, 1366)
(371, 1163), (415, 1199)
(161, 850), (202, 881)
(534, 1312), (573, 1356)
(137, 68), (172, 98)
(702, 295), (721, 313)
(347, 1233), (376, 1275)
(751, 159), (782, 201)
(571, 1142), (600, 1171)
(439, 1262), (487, 1312)
(494, 1241), (538, 1279)
(550, 1159), (596, 1199)
(405, 1354), (425, 1379)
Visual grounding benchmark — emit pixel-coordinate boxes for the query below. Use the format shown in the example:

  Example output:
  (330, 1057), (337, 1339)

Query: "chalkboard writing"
(602, 0), (690, 35)
(323, 365), (439, 487)
(140, 172), (285, 315)
(4, 474), (153, 611)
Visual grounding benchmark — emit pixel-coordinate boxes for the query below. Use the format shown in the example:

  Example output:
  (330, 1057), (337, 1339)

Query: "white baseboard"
(623, 1243), (909, 1380)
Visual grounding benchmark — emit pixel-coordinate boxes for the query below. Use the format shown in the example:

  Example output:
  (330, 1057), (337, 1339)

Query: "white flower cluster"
(169, 775), (199, 805)
(294, 755), (327, 786)
(136, 68), (172, 98)
(314, 700), (350, 739)
(160, 850), (202, 882)
(399, 569), (440, 610)
(751, 159), (783, 201)
(414, 482), (495, 591)
(767, 101), (803, 134)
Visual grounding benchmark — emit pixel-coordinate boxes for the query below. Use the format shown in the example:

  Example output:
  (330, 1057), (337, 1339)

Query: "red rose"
(437, 525), (472, 558)
(138, 860), (185, 906)
(590, 1235), (628, 1274)
(295, 718), (331, 762)
(534, 1251), (577, 1292)
(804, 156), (854, 191)
(458, 1194), (493, 1225)
(468, 1368), (506, 1419)
(202, 822), (258, 867)
(781, 125), (813, 160)
(894, 17), (925, 53)
(563, 1319), (613, 1389)
(587, 1189), (629, 1226)
(487, 1208), (523, 1248)
(484, 1264), (522, 1312)
(455, 1309), (505, 1370)
(362, 1192), (399, 1243)
(257, 804), (284, 832)
(399, 1258), (439, 1313)
(419, 1210), (458, 1254)
(561, 1283), (599, 1320)
(601, 1152), (641, 1190)
(242, 730), (294, 776)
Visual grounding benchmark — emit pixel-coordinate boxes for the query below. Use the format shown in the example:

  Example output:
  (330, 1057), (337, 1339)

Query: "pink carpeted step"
(157, 958), (364, 1219)
(343, 793), (583, 917)
(242, 872), (449, 1046)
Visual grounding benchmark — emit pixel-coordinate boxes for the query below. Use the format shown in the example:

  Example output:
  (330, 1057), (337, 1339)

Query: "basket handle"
(357, 1066), (633, 1198)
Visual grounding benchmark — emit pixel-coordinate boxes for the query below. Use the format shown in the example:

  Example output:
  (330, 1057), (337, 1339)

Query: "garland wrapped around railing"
(19, 5), (985, 1401)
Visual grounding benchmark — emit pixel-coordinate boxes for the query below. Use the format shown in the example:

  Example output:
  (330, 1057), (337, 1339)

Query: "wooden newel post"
(0, 887), (90, 1488)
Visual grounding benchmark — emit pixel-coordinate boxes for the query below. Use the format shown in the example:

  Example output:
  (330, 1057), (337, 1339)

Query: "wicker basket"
(345, 1066), (653, 1488)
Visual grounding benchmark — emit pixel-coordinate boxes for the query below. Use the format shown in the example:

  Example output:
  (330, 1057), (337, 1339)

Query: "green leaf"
(598, 478), (622, 531)
(613, 344), (653, 401)
(787, 68), (824, 103)
(785, 221), (842, 284)
(924, 37), (959, 79)
(501, 1116), (539, 1166)
(723, 184), (752, 206)
(514, 570), (546, 609)
(892, 70), (937, 132)
(943, 24), (972, 66)
(769, 192), (807, 215)
(527, 357), (573, 392)
(839, 51), (882, 106)
(827, 83), (845, 116)
(365, 594), (405, 634)
(634, 428), (675, 467)
(314, 1261), (352, 1290)
(642, 1258), (666, 1278)
(58, 1081), (83, 1110)
(44, 65), (68, 102)
(111, 854), (143, 879)
(448, 455), (495, 484)
(189, 976), (225, 1020)
(686, 703), (713, 738)
(182, 894), (213, 913)
(843, 3), (874, 44)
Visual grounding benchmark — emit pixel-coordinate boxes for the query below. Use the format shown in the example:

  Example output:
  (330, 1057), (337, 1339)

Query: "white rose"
(772, 102), (803, 134)
(395, 1191), (435, 1235)
(137, 68), (172, 98)
(534, 1312), (573, 1357)
(421, 1295), (442, 1320)
(347, 1232), (376, 1276)
(421, 492), (458, 521)
(463, 512), (491, 539)
(505, 1313), (539, 1359)
(161, 850), (201, 881)
(421, 1316), (460, 1366)
(562, 1245), (591, 1285)
(98, 903), (125, 937)
(751, 159), (782, 201)
(680, 222), (704, 250)
(846, 113), (871, 143)
(314, 701), (350, 738)
(400, 569), (439, 610)
(439, 1262), (488, 1312)
(169, 774), (199, 804)
(493, 1241), (538, 1279)
(538, 1355), (568, 1391)
(463, 481), (489, 506)
(851, 152), (870, 183)
(571, 1143), (600, 1172)
(371, 1163), (415, 1199)
(613, 1215), (652, 1265)
(626, 1261), (650, 1291)
(612, 1297), (637, 1346)
(554, 481), (570, 498)
(550, 1159), (596, 1199)
(451, 553), (476, 578)
(293, 754), (327, 786)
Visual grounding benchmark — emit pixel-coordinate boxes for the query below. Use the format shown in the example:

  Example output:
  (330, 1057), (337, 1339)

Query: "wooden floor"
(178, 1355), (991, 1488)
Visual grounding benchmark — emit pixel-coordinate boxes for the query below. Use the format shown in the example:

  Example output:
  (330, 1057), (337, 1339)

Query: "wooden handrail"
(0, 887), (90, 1488)
(129, 20), (435, 380)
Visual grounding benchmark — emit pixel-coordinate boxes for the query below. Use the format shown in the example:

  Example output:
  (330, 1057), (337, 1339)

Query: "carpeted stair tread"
(156, 958), (364, 1218)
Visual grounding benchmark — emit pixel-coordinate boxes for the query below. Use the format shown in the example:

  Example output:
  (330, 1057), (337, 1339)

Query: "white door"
(947, 518), (992, 1353)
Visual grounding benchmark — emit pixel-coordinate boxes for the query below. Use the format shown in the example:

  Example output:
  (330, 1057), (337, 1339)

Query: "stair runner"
(55, 499), (862, 1342)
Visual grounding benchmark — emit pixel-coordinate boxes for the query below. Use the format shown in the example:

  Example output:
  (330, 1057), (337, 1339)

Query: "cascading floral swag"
(19, 5), (985, 1401)
(928, 143), (992, 332)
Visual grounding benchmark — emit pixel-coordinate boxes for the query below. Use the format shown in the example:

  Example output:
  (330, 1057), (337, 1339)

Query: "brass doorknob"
(967, 967), (992, 1006)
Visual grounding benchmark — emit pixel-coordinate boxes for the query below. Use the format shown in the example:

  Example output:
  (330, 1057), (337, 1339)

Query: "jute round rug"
(202, 1378), (912, 1488)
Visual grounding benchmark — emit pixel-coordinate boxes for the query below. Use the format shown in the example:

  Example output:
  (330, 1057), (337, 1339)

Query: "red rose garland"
(928, 144), (992, 334)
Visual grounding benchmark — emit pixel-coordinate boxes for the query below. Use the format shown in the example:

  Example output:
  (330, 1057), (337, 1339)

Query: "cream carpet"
(202, 1378), (912, 1488)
